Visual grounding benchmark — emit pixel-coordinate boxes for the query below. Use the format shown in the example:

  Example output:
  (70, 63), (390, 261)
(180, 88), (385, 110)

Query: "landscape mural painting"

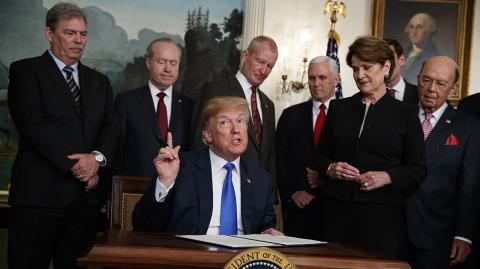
(0, 0), (244, 191)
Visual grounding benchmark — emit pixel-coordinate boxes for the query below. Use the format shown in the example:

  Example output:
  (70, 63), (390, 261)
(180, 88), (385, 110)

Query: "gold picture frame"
(371, 0), (475, 105)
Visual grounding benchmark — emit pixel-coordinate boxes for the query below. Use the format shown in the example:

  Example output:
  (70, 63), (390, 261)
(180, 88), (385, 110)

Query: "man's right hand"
(155, 132), (180, 188)
(291, 191), (315, 209)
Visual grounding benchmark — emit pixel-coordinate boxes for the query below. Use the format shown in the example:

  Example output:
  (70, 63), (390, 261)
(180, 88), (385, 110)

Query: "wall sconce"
(281, 27), (312, 94)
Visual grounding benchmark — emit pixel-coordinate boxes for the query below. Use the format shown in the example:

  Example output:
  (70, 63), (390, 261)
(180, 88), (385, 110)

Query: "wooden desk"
(78, 230), (411, 269)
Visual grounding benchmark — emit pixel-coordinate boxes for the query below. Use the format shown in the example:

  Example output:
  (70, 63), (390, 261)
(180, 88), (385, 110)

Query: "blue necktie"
(219, 162), (237, 235)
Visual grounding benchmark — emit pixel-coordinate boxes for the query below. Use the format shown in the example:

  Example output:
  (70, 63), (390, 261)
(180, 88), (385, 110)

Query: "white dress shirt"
(149, 81), (173, 126)
(49, 50), (79, 87)
(311, 97), (334, 130)
(418, 102), (448, 128)
(391, 78), (406, 101)
(154, 149), (244, 235)
(235, 71), (263, 122)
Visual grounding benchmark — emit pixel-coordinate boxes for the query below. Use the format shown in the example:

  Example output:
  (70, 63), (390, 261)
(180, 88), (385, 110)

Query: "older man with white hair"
(402, 12), (440, 85)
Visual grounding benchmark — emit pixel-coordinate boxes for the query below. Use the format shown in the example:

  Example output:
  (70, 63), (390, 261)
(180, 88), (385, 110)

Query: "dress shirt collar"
(48, 49), (79, 73)
(149, 81), (173, 100)
(235, 71), (254, 92)
(419, 102), (448, 127)
(391, 77), (406, 101)
(209, 149), (241, 175)
(312, 96), (334, 114)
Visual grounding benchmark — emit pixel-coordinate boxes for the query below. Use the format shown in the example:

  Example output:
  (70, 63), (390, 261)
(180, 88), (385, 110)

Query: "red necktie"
(313, 104), (326, 147)
(156, 92), (168, 141)
(250, 87), (262, 148)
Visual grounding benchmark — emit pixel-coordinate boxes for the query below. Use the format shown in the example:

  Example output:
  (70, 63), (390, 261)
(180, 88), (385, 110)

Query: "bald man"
(406, 56), (480, 269)
(402, 13), (440, 85)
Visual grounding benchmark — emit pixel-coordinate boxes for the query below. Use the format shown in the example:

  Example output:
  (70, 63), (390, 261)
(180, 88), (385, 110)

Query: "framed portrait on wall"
(371, 0), (475, 105)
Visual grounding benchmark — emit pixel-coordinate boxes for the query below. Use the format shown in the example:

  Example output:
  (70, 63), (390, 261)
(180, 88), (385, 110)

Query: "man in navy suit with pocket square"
(133, 96), (282, 235)
(406, 56), (480, 269)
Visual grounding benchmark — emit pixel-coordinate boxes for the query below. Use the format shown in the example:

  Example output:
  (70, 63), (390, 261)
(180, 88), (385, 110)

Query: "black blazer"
(407, 106), (480, 250)
(132, 149), (276, 234)
(276, 100), (316, 204)
(7, 51), (119, 207)
(314, 93), (426, 205)
(115, 85), (192, 178)
(457, 92), (480, 119)
(190, 77), (276, 177)
(402, 80), (419, 105)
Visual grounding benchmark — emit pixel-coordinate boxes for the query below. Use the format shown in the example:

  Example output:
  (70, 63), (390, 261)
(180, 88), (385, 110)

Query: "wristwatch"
(92, 151), (106, 167)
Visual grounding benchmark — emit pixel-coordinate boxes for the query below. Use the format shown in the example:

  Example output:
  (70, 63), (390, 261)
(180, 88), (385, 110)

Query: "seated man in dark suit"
(384, 38), (418, 104)
(406, 56), (480, 269)
(133, 96), (282, 235)
(115, 38), (192, 178)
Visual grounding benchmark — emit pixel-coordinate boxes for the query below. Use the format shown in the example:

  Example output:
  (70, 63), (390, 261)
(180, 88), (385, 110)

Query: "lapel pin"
(446, 119), (451, 124)
(178, 98), (183, 103)
(247, 178), (251, 184)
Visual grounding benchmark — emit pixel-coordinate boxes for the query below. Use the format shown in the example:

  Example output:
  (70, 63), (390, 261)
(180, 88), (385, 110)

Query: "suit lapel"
(42, 52), (82, 118)
(169, 89), (184, 146)
(194, 150), (214, 234)
(303, 100), (315, 149)
(240, 160), (255, 234)
(229, 78), (259, 151)
(137, 85), (161, 140)
(426, 105), (456, 155)
(258, 89), (272, 152)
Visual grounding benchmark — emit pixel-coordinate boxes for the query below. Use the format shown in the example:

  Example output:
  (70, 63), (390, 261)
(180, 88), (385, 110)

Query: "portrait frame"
(371, 0), (475, 105)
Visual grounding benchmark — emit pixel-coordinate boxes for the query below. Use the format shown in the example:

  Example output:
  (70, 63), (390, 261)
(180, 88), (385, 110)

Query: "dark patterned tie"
(63, 66), (81, 109)
(250, 86), (262, 148)
(156, 92), (168, 141)
(387, 88), (396, 98)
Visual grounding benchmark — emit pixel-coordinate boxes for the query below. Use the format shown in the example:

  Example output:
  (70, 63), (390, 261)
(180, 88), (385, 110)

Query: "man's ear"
(448, 81), (458, 97)
(202, 129), (212, 144)
(398, 54), (406, 67)
(44, 27), (53, 43)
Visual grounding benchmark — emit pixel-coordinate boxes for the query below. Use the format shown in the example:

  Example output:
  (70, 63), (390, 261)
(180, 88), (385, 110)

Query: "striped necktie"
(422, 112), (433, 140)
(63, 66), (81, 109)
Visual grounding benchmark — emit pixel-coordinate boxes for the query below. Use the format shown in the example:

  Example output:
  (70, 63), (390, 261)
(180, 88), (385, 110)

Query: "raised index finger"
(166, 132), (173, 147)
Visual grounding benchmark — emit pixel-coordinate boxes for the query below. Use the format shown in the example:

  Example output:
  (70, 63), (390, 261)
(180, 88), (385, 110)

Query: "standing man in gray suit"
(406, 56), (480, 269)
(191, 35), (278, 194)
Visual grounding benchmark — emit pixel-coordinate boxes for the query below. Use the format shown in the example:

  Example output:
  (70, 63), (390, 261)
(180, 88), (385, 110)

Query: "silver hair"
(405, 12), (437, 34)
(309, 56), (339, 75)
(46, 2), (87, 31)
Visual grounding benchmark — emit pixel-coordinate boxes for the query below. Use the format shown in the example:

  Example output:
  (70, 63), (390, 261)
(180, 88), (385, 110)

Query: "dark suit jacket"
(115, 85), (192, 178)
(407, 105), (480, 250)
(402, 80), (419, 105)
(458, 92), (480, 119)
(315, 93), (426, 205)
(190, 77), (276, 178)
(7, 51), (119, 207)
(132, 149), (276, 234)
(276, 100), (317, 204)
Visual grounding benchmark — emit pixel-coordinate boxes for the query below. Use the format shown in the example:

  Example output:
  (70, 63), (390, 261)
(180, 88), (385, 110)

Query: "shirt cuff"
(155, 177), (175, 202)
(454, 236), (472, 245)
(91, 150), (107, 167)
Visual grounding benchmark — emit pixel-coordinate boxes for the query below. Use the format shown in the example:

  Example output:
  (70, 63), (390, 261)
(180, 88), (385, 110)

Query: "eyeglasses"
(419, 76), (450, 91)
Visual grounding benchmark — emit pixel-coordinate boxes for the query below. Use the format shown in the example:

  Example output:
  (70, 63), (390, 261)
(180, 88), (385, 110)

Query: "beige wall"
(244, 0), (479, 120)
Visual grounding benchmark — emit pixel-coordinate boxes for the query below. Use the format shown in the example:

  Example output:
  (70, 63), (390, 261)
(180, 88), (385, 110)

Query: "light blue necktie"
(219, 162), (237, 235)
